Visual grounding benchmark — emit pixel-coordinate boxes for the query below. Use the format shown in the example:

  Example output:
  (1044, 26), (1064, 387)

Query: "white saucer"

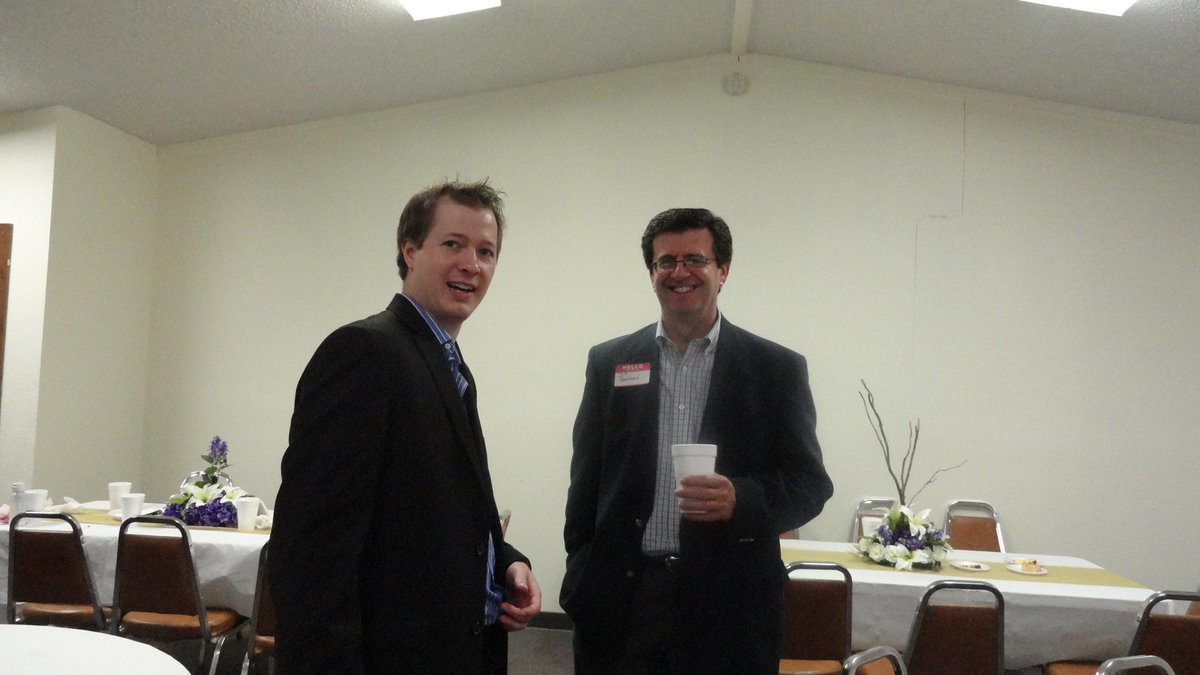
(950, 560), (990, 572)
(1006, 563), (1048, 575)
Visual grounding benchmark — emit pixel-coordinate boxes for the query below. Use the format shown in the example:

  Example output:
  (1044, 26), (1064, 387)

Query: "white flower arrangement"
(855, 503), (951, 571)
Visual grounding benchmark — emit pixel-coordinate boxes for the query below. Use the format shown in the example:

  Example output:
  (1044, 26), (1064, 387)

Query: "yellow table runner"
(70, 508), (270, 534)
(783, 547), (1145, 589)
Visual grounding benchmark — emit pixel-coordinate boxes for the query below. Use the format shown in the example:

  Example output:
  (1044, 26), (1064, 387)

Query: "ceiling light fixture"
(399, 0), (501, 21)
(1018, 0), (1139, 16)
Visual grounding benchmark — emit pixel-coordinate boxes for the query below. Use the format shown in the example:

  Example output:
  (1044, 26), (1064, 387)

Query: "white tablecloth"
(1, 502), (268, 617)
(783, 539), (1156, 669)
(0, 623), (190, 673)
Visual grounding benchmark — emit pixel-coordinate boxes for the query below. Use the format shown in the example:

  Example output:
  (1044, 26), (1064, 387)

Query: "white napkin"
(44, 496), (87, 513)
(255, 513), (273, 530)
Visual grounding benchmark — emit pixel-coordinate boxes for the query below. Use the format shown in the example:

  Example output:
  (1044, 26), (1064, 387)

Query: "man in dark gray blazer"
(562, 208), (833, 674)
(271, 180), (540, 674)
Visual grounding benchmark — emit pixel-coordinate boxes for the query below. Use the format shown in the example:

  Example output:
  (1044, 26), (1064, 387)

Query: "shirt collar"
(655, 312), (722, 351)
(400, 293), (455, 347)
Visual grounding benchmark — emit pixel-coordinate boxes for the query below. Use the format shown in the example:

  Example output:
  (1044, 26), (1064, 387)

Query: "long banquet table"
(1, 502), (268, 618)
(782, 538), (1156, 670)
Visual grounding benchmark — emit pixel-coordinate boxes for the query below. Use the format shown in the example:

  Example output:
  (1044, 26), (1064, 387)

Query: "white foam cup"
(108, 481), (132, 510)
(19, 488), (49, 513)
(671, 443), (717, 488)
(236, 497), (260, 531)
(120, 492), (145, 520)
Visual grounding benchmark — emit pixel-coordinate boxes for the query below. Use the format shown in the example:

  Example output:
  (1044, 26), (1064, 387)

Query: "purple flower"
(164, 489), (238, 528)
(208, 436), (229, 463)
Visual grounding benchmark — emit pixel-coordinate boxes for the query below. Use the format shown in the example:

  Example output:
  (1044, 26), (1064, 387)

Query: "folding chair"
(845, 645), (909, 674)
(1097, 655), (1176, 674)
(499, 508), (511, 538)
(778, 561), (852, 675)
(1046, 590), (1200, 675)
(851, 497), (896, 542)
(111, 515), (246, 675)
(904, 579), (1004, 675)
(943, 499), (1005, 552)
(241, 541), (276, 675)
(6, 511), (107, 629)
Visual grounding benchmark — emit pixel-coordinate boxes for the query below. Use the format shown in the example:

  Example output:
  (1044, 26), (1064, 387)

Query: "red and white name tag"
(614, 362), (651, 387)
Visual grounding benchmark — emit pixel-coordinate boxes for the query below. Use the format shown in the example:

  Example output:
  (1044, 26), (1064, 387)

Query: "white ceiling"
(1, 0), (1196, 145)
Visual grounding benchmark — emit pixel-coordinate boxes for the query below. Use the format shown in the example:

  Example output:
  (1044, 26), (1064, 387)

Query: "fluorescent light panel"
(400, 0), (501, 21)
(1018, 0), (1139, 16)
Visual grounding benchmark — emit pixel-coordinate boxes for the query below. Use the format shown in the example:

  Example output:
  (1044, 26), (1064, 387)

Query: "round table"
(0, 624), (190, 673)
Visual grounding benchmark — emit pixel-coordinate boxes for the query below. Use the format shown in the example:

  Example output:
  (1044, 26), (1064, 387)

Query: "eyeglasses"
(651, 255), (715, 272)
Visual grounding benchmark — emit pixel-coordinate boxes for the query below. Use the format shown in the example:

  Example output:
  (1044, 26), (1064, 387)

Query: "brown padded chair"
(845, 645), (909, 674)
(904, 579), (1004, 675)
(6, 511), (107, 629)
(241, 541), (276, 675)
(943, 500), (1005, 552)
(111, 515), (246, 675)
(1046, 590), (1200, 675)
(778, 561), (852, 675)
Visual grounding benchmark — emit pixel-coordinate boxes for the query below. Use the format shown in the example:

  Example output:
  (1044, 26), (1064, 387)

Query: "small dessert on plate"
(1006, 560), (1048, 575)
(950, 560), (990, 572)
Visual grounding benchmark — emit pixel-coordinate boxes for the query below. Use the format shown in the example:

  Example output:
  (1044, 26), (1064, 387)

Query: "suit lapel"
(700, 317), (741, 445)
(458, 360), (497, 502)
(391, 297), (489, 485)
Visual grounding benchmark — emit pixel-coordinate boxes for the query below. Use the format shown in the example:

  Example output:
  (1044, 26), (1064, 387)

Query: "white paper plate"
(950, 560), (990, 572)
(1006, 563), (1048, 576)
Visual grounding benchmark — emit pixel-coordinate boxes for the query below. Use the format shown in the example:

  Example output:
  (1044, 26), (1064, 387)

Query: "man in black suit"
(270, 180), (540, 673)
(562, 207), (833, 674)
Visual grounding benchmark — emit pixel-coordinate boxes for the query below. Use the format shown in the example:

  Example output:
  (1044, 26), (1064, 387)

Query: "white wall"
(35, 107), (158, 498)
(0, 106), (158, 500)
(0, 109), (57, 494)
(144, 55), (1200, 607)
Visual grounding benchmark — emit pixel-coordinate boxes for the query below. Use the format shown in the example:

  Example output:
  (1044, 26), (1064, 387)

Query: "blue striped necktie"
(444, 342), (468, 397)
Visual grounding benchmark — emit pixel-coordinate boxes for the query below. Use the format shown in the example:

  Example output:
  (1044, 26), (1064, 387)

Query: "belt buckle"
(663, 555), (681, 571)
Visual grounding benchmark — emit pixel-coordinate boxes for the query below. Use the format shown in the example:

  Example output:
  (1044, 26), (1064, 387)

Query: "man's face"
(401, 197), (499, 337)
(650, 227), (729, 325)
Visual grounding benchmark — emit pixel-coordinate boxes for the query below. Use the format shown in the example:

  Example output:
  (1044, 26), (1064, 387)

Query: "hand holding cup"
(671, 444), (736, 521)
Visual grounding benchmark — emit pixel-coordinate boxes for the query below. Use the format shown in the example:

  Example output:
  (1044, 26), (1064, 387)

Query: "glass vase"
(179, 469), (233, 491)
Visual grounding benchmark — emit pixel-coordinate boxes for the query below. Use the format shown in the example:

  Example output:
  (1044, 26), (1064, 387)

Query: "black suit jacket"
(561, 316), (833, 672)
(270, 294), (527, 674)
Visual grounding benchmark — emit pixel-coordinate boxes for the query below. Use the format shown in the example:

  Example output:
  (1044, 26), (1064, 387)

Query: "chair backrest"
(905, 579), (1004, 675)
(7, 512), (105, 629)
(1128, 590), (1200, 674)
(846, 645), (909, 674)
(780, 561), (853, 661)
(112, 515), (213, 637)
(251, 541), (275, 643)
(943, 499), (1005, 552)
(851, 497), (896, 542)
(1098, 655), (1177, 675)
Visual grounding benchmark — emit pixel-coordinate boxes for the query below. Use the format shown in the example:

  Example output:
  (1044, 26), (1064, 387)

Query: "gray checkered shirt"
(641, 316), (722, 555)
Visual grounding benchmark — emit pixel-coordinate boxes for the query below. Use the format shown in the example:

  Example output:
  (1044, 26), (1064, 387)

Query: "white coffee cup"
(120, 492), (145, 520)
(108, 481), (132, 510)
(236, 497), (260, 531)
(671, 443), (717, 488)
(19, 488), (49, 513)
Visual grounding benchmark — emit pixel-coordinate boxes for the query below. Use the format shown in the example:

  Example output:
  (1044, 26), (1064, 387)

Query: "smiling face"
(650, 227), (729, 335)
(400, 196), (499, 338)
